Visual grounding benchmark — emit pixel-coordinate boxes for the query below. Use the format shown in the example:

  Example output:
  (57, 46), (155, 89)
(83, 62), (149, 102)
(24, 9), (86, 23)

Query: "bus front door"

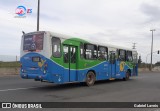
(110, 51), (116, 78)
(63, 45), (77, 82)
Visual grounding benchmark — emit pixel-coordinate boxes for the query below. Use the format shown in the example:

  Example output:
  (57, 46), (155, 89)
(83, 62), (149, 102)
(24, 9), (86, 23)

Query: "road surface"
(0, 72), (160, 111)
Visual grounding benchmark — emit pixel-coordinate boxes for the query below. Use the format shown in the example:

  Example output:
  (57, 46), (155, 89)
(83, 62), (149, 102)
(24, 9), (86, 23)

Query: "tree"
(155, 61), (160, 66)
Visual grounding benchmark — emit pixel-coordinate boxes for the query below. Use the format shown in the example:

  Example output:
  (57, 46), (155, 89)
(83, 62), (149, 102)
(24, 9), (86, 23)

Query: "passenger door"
(109, 51), (116, 78)
(63, 45), (77, 82)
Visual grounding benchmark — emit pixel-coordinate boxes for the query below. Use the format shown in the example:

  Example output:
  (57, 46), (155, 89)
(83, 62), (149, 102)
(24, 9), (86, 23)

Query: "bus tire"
(34, 78), (40, 81)
(123, 71), (130, 81)
(85, 71), (96, 86)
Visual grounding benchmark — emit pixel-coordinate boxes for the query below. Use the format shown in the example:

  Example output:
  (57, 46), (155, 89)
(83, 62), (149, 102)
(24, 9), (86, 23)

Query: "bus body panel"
(21, 52), (135, 84)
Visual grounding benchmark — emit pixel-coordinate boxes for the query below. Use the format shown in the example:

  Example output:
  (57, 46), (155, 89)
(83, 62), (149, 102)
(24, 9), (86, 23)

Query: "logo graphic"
(2, 103), (11, 108)
(120, 62), (125, 71)
(15, 6), (26, 16)
(38, 59), (46, 68)
(15, 5), (32, 18)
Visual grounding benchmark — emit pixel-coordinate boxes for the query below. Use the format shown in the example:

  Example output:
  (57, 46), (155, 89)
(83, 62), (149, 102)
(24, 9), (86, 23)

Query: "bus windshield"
(23, 33), (44, 51)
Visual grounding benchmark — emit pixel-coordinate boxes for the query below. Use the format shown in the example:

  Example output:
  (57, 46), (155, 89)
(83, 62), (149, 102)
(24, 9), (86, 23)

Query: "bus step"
(109, 78), (115, 80)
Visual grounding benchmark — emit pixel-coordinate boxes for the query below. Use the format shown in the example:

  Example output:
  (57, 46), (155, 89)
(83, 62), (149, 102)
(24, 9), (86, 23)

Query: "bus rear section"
(20, 31), (49, 81)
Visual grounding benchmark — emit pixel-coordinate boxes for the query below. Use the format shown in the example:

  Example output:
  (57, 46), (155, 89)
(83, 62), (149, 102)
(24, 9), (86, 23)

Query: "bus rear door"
(109, 51), (116, 79)
(63, 45), (77, 82)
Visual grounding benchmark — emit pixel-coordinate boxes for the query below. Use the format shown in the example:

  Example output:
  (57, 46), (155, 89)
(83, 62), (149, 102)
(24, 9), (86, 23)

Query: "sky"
(0, 0), (160, 63)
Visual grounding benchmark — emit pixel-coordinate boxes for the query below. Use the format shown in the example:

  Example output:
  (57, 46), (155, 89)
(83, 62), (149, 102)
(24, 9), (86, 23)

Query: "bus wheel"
(86, 71), (96, 86)
(123, 71), (130, 81)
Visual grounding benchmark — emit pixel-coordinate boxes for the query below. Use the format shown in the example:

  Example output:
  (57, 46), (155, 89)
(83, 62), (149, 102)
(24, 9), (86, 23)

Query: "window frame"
(51, 37), (61, 58)
(80, 43), (84, 59)
(84, 43), (97, 60)
(98, 46), (108, 60)
(23, 33), (44, 51)
(126, 51), (133, 61)
(132, 51), (138, 63)
(119, 49), (126, 61)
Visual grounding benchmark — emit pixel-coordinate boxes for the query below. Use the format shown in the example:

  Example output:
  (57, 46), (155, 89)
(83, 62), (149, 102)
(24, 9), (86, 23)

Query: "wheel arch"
(87, 70), (96, 78)
(127, 69), (131, 76)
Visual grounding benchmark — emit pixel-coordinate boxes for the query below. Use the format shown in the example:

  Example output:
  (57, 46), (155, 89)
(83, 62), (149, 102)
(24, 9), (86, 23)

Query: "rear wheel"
(34, 78), (40, 81)
(86, 71), (96, 86)
(123, 71), (130, 81)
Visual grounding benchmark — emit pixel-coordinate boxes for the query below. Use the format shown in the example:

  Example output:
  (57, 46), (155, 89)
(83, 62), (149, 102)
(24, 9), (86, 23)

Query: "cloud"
(0, 0), (160, 63)
(140, 2), (160, 22)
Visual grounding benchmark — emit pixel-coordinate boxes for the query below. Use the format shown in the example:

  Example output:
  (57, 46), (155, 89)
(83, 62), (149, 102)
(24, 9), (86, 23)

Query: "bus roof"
(48, 31), (136, 52)
(24, 31), (136, 52)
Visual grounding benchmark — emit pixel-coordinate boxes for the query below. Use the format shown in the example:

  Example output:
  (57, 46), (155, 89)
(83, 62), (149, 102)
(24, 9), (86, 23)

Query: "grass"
(0, 61), (20, 68)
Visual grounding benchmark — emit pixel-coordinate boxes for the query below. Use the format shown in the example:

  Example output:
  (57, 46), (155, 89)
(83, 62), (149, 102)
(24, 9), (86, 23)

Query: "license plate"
(32, 57), (41, 62)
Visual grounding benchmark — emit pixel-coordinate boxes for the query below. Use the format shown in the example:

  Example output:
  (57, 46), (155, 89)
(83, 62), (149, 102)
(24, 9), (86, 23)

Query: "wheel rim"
(86, 72), (95, 85)
(87, 74), (93, 84)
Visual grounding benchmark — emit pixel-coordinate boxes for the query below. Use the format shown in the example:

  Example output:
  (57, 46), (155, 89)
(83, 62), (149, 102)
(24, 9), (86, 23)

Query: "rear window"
(52, 37), (61, 57)
(23, 33), (44, 51)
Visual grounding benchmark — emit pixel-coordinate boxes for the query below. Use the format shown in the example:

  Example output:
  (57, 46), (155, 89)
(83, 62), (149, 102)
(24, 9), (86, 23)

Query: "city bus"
(20, 31), (138, 86)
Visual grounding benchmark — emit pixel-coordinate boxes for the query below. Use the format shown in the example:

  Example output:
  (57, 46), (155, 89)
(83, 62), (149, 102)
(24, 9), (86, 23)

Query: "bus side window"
(98, 46), (108, 60)
(84, 44), (97, 59)
(80, 43), (84, 58)
(126, 51), (133, 61)
(52, 37), (61, 57)
(119, 49), (126, 61)
(132, 51), (138, 63)
(93, 45), (97, 59)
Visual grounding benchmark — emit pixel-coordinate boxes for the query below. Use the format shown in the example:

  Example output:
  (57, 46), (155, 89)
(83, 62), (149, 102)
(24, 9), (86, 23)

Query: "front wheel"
(85, 71), (96, 86)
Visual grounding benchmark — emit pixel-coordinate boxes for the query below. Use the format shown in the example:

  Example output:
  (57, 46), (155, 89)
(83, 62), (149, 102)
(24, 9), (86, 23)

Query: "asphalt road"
(0, 72), (160, 111)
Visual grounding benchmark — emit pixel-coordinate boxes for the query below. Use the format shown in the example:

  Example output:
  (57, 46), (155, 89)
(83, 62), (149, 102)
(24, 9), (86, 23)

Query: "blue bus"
(20, 31), (138, 86)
